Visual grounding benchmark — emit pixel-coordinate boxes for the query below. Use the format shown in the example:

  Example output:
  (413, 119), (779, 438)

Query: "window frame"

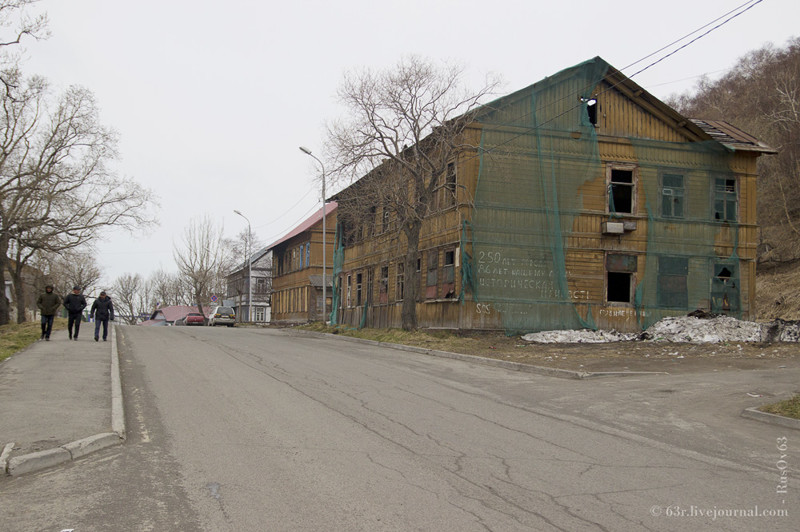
(605, 253), (637, 305)
(713, 176), (738, 222)
(660, 170), (685, 219)
(606, 163), (638, 216)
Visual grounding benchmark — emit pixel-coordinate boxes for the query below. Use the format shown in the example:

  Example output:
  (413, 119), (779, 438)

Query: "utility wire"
(475, 0), (764, 157)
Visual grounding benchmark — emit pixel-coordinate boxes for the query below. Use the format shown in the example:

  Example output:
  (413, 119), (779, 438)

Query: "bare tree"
(326, 56), (498, 330)
(173, 216), (226, 316)
(149, 268), (187, 308)
(0, 79), (156, 324)
(113, 272), (144, 324)
(46, 248), (102, 296)
(0, 0), (48, 90)
(669, 38), (800, 266)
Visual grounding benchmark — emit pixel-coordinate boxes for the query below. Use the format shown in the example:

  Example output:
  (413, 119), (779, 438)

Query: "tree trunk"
(12, 264), (27, 324)
(0, 232), (11, 325)
(401, 222), (422, 331)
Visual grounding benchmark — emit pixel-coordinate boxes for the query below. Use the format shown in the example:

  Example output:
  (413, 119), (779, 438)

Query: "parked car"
(184, 312), (205, 326)
(208, 306), (236, 327)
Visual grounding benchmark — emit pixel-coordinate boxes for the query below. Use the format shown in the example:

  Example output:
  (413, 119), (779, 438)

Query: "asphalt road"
(1, 326), (795, 531)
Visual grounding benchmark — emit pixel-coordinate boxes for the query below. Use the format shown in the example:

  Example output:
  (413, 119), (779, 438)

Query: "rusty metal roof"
(689, 119), (778, 154)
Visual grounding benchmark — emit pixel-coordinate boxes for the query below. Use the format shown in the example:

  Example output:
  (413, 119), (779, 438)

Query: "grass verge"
(0, 319), (67, 363)
(760, 395), (800, 420)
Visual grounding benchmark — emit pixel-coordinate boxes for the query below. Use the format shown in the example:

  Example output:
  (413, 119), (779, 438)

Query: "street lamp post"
(299, 146), (327, 323)
(233, 209), (252, 322)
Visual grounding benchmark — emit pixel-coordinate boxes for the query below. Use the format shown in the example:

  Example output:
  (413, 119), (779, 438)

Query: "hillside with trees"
(668, 37), (800, 320)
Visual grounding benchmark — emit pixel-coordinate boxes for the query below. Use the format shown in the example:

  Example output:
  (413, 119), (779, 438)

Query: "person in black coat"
(36, 285), (62, 341)
(90, 291), (115, 341)
(63, 286), (87, 340)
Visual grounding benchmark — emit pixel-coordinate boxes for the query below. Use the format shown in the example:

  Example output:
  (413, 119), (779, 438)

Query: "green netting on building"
(632, 138), (741, 330)
(329, 222), (345, 325)
(464, 57), (744, 333)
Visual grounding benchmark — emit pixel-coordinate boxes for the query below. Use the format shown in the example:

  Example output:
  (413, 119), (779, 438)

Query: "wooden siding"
(332, 63), (767, 333)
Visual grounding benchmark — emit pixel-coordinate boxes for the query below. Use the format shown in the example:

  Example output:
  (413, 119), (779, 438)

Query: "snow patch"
(521, 316), (800, 344)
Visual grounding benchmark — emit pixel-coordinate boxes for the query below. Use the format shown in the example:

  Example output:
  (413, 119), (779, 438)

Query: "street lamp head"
(299, 146), (312, 155)
(233, 209), (242, 216)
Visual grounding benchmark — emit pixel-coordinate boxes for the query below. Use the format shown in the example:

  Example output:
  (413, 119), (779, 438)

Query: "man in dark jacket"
(63, 286), (87, 340)
(90, 291), (115, 342)
(36, 285), (62, 341)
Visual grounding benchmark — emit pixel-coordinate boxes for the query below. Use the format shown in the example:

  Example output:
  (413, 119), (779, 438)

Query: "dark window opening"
(366, 206), (376, 237)
(586, 99), (597, 125)
(607, 272), (632, 303)
(609, 168), (634, 214)
(606, 253), (637, 304)
(443, 250), (455, 298)
(356, 273), (363, 307)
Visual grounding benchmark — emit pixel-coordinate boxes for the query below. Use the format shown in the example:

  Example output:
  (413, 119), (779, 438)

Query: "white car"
(208, 306), (236, 327)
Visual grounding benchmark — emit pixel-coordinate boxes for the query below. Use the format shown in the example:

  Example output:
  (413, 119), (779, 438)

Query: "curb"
(3, 325), (126, 477)
(291, 330), (668, 380)
(741, 406), (800, 430)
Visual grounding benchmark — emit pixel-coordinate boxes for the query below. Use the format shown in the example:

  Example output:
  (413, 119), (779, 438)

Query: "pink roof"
(149, 305), (212, 323)
(267, 202), (337, 251)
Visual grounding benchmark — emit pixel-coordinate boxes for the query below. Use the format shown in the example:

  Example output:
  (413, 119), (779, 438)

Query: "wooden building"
(225, 247), (273, 323)
(330, 57), (776, 333)
(269, 203), (337, 324)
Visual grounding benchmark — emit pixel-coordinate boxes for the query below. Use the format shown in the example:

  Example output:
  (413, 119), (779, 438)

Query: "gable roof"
(478, 56), (774, 152)
(266, 202), (337, 251)
(147, 305), (212, 323)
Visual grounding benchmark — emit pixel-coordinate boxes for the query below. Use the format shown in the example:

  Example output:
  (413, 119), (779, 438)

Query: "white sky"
(18, 0), (800, 287)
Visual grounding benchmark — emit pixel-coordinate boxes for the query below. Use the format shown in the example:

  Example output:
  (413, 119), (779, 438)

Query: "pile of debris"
(522, 312), (800, 344)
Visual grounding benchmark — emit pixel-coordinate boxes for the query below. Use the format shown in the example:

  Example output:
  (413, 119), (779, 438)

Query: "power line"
(475, 0), (765, 157)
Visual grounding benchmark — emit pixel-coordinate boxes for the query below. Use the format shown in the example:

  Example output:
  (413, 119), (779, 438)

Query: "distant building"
(225, 248), (272, 323)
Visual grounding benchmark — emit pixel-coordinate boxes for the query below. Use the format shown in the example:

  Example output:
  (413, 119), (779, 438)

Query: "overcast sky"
(18, 0), (800, 289)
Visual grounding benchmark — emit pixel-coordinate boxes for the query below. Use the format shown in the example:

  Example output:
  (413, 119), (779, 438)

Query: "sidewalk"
(0, 325), (124, 476)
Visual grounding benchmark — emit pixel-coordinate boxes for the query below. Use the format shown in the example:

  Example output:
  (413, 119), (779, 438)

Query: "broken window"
(713, 177), (737, 222)
(661, 173), (684, 219)
(606, 254), (637, 304)
(442, 249), (456, 298)
(608, 167), (635, 215)
(711, 263), (739, 313)
(396, 262), (404, 301)
(658, 256), (688, 308)
(426, 251), (438, 299)
(379, 265), (389, 304)
(586, 98), (597, 126)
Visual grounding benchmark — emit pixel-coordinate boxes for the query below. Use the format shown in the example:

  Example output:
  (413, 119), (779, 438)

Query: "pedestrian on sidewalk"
(90, 291), (115, 341)
(36, 285), (62, 341)
(63, 286), (87, 340)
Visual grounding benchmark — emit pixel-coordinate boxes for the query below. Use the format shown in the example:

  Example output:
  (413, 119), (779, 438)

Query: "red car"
(177, 312), (205, 326)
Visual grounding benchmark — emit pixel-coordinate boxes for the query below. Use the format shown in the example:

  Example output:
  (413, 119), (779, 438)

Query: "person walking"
(36, 285), (62, 341)
(63, 286), (87, 340)
(90, 291), (115, 341)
